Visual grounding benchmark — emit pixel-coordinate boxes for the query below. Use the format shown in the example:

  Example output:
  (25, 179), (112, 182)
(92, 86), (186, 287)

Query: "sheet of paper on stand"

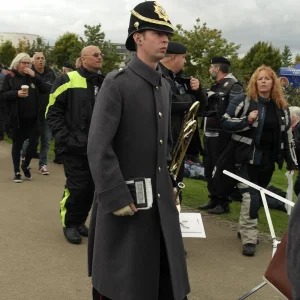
(179, 213), (206, 238)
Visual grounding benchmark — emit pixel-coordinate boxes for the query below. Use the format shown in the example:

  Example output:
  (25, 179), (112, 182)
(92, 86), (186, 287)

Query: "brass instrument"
(169, 101), (200, 204)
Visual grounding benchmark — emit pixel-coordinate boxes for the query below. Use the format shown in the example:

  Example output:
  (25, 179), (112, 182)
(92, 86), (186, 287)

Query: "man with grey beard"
(199, 56), (243, 214)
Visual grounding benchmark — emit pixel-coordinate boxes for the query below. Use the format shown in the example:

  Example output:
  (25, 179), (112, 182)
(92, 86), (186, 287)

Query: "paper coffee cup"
(21, 85), (29, 92)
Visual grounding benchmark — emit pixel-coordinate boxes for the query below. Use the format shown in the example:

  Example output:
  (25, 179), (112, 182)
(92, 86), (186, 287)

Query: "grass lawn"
(4, 134), (295, 238)
(183, 166), (295, 238)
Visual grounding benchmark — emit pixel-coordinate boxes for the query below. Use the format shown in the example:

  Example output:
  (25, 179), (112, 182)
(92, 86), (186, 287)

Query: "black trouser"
(60, 152), (94, 228)
(203, 134), (229, 205)
(11, 123), (39, 173)
(236, 149), (275, 244)
(92, 234), (188, 300)
(237, 149), (275, 220)
(0, 106), (5, 141)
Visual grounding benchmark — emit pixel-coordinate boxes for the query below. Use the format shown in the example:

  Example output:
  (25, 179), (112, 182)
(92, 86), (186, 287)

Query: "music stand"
(222, 170), (295, 300)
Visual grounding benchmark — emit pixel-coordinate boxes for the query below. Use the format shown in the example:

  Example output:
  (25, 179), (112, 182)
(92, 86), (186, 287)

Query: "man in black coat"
(46, 45), (105, 244)
(87, 2), (190, 300)
(160, 41), (207, 202)
(200, 56), (244, 214)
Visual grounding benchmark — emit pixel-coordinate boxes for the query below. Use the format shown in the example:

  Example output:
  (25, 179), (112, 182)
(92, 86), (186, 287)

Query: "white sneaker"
(39, 165), (50, 175)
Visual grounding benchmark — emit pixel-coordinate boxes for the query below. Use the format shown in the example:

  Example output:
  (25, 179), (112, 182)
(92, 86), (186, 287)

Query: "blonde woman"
(0, 53), (47, 182)
(221, 65), (298, 256)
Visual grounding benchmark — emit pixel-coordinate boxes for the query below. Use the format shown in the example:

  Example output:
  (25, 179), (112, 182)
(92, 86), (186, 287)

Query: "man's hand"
(113, 203), (137, 216)
(190, 76), (200, 91)
(23, 68), (35, 77)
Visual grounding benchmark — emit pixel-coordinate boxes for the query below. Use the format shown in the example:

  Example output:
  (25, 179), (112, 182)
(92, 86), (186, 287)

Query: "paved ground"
(0, 141), (285, 300)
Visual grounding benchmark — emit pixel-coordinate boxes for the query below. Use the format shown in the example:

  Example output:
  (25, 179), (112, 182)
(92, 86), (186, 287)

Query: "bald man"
(46, 45), (105, 244)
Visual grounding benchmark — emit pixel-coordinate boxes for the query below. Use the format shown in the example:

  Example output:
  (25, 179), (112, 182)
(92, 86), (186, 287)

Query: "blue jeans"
(22, 119), (51, 167)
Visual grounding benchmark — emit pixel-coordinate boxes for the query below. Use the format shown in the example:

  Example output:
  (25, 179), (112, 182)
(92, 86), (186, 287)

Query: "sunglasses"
(84, 52), (104, 58)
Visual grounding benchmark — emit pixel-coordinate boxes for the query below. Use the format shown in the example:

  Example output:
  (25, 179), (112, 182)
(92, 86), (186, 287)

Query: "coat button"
(155, 86), (159, 90)
(157, 193), (161, 199)
(159, 139), (163, 145)
(159, 112), (162, 118)
(158, 167), (161, 172)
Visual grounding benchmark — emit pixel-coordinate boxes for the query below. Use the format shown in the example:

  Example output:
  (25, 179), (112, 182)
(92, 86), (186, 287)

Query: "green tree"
(281, 45), (292, 67)
(241, 41), (282, 81)
(16, 36), (53, 62)
(294, 54), (300, 64)
(52, 32), (83, 68)
(171, 19), (241, 87)
(81, 24), (122, 74)
(0, 40), (16, 66)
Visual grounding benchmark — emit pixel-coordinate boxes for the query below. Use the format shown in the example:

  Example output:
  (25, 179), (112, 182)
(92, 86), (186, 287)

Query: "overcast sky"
(1, 0), (300, 58)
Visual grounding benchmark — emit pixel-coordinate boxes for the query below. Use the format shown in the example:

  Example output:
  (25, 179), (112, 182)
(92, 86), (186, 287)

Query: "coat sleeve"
(32, 74), (49, 94)
(221, 93), (251, 133)
(87, 76), (133, 214)
(46, 75), (70, 145)
(0, 75), (18, 101)
(287, 196), (300, 299)
(283, 108), (298, 170)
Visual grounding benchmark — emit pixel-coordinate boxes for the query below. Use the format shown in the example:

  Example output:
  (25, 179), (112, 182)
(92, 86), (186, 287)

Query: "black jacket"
(46, 67), (105, 155)
(221, 93), (298, 170)
(159, 62), (207, 155)
(0, 70), (48, 132)
(32, 65), (56, 120)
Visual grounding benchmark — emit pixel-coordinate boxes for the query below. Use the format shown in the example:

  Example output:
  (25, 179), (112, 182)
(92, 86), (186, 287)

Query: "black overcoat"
(87, 55), (190, 300)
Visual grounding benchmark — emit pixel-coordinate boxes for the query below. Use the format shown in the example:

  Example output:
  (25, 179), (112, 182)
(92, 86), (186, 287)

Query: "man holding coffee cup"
(0, 53), (48, 182)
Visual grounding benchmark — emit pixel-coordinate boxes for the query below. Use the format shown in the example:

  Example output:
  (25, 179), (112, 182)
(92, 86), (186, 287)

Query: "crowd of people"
(1, 1), (300, 299)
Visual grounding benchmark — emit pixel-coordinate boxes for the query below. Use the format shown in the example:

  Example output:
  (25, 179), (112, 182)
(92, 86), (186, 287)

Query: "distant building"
(0, 32), (39, 47)
(112, 43), (133, 66)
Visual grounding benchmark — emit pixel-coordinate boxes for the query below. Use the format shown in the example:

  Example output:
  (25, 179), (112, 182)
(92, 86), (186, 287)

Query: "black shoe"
(14, 173), (22, 183)
(53, 157), (63, 164)
(63, 227), (82, 244)
(77, 224), (89, 237)
(21, 165), (32, 180)
(242, 243), (256, 256)
(199, 200), (216, 210)
(208, 204), (230, 214)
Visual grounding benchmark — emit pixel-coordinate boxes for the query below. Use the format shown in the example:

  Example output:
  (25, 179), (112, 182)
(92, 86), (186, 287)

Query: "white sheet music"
(179, 213), (206, 238)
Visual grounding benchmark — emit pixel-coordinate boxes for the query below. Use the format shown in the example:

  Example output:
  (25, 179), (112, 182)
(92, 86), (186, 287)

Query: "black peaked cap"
(210, 56), (230, 66)
(167, 41), (187, 54)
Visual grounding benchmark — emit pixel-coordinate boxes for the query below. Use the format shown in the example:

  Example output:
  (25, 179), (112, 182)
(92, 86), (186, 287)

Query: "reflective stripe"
(60, 188), (70, 227)
(45, 71), (87, 117)
(232, 134), (252, 145)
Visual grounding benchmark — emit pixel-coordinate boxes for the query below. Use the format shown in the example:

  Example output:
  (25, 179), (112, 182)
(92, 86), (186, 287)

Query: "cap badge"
(154, 2), (169, 22)
(134, 22), (139, 29)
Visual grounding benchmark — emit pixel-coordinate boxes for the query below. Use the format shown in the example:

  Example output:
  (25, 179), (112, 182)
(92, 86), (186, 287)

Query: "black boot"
(53, 155), (63, 164)
(242, 243), (256, 256)
(208, 203), (230, 214)
(77, 224), (89, 237)
(199, 200), (216, 210)
(63, 227), (82, 244)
